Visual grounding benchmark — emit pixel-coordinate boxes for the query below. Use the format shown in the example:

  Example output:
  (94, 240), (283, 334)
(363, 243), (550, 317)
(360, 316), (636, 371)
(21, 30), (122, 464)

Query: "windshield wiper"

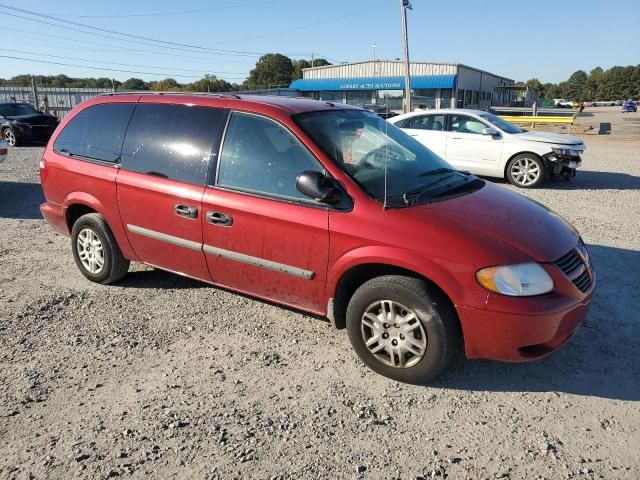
(402, 172), (460, 205)
(417, 167), (455, 177)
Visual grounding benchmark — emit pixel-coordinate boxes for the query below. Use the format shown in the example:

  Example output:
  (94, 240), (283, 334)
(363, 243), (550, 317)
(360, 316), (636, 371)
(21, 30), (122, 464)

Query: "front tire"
(2, 128), (17, 147)
(71, 213), (129, 284)
(346, 275), (459, 384)
(506, 154), (545, 188)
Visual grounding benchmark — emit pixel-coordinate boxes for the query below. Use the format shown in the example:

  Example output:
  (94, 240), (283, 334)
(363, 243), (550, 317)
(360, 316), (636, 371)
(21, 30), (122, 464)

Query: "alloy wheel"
(3, 129), (16, 147)
(360, 300), (428, 368)
(76, 228), (105, 274)
(510, 157), (540, 186)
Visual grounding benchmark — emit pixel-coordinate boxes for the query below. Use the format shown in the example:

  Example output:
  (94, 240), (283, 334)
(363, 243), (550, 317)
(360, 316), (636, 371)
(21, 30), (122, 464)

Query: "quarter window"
(120, 104), (227, 185)
(450, 115), (487, 135)
(53, 103), (135, 162)
(217, 112), (323, 200)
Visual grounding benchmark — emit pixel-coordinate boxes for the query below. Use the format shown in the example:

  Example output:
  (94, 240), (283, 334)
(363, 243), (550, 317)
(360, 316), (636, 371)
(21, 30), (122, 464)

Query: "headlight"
(551, 147), (580, 157)
(476, 263), (554, 296)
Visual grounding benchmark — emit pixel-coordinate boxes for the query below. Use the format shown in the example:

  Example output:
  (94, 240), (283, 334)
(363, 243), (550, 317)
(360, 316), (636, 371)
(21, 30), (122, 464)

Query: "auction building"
(290, 60), (513, 111)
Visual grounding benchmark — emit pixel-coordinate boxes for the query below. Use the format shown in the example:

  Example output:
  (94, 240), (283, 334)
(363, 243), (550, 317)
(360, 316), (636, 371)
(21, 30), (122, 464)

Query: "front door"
(201, 111), (329, 313)
(445, 114), (504, 175)
(402, 114), (447, 158)
(116, 102), (228, 280)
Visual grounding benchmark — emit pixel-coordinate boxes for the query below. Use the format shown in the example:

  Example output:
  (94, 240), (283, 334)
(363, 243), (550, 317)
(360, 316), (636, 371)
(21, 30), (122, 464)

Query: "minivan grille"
(553, 241), (593, 293)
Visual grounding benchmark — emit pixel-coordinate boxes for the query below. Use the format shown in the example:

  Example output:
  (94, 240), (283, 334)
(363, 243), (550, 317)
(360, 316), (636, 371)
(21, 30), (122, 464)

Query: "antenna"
(383, 100), (389, 210)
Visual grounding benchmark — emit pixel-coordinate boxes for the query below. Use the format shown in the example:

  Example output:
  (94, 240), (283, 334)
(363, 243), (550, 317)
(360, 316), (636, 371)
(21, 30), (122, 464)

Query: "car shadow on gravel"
(436, 244), (640, 401)
(0, 180), (44, 219)
(486, 171), (640, 191)
(542, 170), (640, 190)
(117, 269), (207, 289)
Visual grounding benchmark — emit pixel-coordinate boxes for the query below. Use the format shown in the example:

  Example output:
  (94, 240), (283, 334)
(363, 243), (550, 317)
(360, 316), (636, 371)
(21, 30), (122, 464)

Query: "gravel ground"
(1, 109), (639, 479)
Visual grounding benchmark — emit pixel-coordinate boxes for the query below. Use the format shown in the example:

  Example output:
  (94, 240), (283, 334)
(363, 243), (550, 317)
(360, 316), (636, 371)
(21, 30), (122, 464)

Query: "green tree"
(186, 74), (233, 92)
(149, 78), (180, 91)
(245, 53), (293, 88)
(564, 70), (588, 100)
(291, 59), (310, 81)
(122, 78), (148, 90)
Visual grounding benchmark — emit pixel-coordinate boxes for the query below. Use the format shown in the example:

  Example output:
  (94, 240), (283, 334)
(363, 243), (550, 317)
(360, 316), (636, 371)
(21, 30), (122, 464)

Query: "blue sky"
(0, 0), (638, 84)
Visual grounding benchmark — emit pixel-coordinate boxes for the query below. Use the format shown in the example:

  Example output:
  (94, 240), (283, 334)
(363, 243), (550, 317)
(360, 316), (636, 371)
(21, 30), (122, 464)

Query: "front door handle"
(174, 204), (198, 219)
(206, 211), (233, 227)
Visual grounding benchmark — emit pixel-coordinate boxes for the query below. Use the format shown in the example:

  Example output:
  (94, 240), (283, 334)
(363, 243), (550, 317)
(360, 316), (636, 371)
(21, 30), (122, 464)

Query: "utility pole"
(31, 75), (39, 110)
(311, 52), (315, 68)
(400, 0), (412, 113)
(111, 78), (116, 93)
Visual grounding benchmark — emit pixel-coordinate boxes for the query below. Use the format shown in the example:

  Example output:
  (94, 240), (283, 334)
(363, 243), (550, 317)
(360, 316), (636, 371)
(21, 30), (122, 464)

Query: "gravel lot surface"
(1, 108), (639, 479)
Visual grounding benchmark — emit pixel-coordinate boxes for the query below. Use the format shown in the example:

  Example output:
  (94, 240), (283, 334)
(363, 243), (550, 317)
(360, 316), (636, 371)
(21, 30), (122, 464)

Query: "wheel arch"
(327, 251), (464, 336)
(62, 192), (138, 261)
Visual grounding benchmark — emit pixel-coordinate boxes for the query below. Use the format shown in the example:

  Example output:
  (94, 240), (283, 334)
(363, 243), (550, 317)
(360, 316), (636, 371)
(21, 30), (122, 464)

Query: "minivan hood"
(513, 131), (584, 146)
(401, 182), (578, 263)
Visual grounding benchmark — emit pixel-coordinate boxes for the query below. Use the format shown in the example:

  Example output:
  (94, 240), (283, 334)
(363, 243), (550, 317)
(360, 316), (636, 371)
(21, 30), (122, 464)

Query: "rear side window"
(407, 114), (445, 131)
(53, 103), (135, 162)
(217, 112), (323, 200)
(121, 104), (228, 185)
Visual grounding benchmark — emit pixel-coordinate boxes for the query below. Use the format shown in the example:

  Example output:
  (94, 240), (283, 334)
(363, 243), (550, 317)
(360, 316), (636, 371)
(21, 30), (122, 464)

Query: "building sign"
(339, 81), (402, 90)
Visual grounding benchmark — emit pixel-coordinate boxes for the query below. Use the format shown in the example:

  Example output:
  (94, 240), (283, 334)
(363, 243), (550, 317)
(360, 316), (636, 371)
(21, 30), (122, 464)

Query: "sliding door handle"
(206, 211), (233, 227)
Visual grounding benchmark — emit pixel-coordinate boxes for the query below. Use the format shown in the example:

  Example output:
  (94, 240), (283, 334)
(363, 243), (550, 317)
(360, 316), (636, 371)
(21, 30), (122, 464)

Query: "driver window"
(450, 115), (487, 134)
(217, 112), (323, 200)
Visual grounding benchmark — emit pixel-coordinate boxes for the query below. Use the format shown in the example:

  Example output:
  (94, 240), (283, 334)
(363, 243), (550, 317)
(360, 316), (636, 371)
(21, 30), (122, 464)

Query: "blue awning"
(289, 74), (455, 91)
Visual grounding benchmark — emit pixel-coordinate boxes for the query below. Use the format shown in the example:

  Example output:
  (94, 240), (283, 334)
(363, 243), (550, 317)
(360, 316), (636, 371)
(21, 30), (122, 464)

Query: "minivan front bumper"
(457, 288), (594, 362)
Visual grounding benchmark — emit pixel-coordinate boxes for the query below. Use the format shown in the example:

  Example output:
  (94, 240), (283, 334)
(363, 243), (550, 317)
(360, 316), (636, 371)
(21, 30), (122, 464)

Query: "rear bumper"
(458, 290), (594, 362)
(40, 201), (69, 235)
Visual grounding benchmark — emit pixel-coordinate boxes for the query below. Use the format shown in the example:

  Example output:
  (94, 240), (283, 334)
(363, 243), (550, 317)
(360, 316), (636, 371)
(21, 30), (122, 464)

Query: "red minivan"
(40, 93), (595, 384)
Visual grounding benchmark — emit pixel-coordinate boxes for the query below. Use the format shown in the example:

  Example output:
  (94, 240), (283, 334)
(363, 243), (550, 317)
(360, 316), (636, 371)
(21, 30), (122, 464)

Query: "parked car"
(0, 102), (59, 146)
(622, 101), (637, 113)
(0, 139), (7, 164)
(553, 99), (573, 108)
(614, 100), (624, 106)
(389, 109), (585, 188)
(40, 93), (595, 384)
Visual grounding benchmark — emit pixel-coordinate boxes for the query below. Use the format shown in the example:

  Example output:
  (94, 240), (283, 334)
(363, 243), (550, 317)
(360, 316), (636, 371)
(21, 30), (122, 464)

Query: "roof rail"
(100, 91), (241, 99)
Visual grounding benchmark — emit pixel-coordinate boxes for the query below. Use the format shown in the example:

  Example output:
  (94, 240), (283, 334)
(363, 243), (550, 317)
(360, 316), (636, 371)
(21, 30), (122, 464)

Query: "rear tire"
(71, 213), (129, 284)
(346, 275), (459, 384)
(506, 153), (545, 188)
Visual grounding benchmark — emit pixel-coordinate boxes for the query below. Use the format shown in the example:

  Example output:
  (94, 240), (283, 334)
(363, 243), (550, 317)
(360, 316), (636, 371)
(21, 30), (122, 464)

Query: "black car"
(0, 103), (59, 146)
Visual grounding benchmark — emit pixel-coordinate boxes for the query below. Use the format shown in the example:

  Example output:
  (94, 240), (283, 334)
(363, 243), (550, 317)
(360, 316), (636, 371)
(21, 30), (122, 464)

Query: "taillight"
(40, 157), (48, 184)
(0, 148), (7, 155)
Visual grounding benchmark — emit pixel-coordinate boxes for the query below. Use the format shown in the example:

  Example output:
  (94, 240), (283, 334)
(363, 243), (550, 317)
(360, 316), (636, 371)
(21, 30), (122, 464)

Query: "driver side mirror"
(482, 127), (499, 136)
(296, 171), (341, 205)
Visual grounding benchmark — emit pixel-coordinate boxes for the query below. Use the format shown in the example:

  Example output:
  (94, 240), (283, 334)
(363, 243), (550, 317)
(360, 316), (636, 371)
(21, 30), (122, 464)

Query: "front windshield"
(0, 103), (39, 117)
(294, 109), (466, 203)
(479, 112), (523, 134)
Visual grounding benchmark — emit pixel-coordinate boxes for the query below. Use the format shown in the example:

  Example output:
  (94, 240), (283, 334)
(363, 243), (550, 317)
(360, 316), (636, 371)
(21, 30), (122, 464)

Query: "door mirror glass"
(296, 171), (341, 204)
(482, 127), (499, 136)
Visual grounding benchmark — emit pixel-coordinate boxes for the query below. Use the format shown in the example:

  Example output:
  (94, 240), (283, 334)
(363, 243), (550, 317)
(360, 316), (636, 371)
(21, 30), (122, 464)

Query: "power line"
(0, 54), (248, 80)
(213, 0), (395, 46)
(49, 0), (283, 18)
(0, 3), (355, 61)
(0, 10), (261, 57)
(0, 47), (249, 75)
(0, 4), (286, 56)
(0, 27), (255, 65)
